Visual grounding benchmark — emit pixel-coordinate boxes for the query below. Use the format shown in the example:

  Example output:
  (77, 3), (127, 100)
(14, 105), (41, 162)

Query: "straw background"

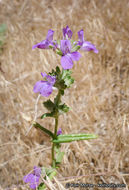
(0, 0), (129, 189)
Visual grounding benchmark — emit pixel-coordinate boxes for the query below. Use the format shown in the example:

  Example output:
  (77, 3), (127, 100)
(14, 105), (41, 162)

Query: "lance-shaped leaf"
(52, 134), (98, 143)
(33, 122), (54, 139)
(58, 133), (97, 138)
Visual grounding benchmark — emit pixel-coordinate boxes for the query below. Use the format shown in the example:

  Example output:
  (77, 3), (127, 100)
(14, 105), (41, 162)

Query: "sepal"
(56, 49), (63, 56)
(72, 45), (81, 52)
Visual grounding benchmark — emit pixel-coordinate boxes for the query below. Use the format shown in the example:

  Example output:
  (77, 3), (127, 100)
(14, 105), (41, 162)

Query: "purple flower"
(23, 166), (41, 189)
(33, 73), (56, 97)
(57, 128), (62, 136)
(32, 29), (54, 49)
(77, 29), (98, 53)
(60, 40), (81, 69)
(63, 26), (73, 39)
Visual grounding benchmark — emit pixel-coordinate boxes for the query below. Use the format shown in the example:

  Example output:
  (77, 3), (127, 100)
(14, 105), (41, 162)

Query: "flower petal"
(81, 41), (99, 53)
(46, 29), (54, 41)
(61, 54), (73, 70)
(40, 82), (53, 97)
(29, 175), (40, 189)
(32, 40), (49, 49)
(46, 75), (56, 85)
(33, 81), (44, 93)
(70, 52), (81, 61)
(23, 174), (34, 183)
(33, 166), (41, 177)
(63, 26), (72, 39)
(78, 29), (84, 42)
(60, 40), (71, 55)
(41, 72), (47, 78)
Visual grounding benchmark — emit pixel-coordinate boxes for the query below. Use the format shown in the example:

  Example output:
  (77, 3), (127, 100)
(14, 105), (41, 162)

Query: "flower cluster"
(23, 166), (41, 189)
(33, 26), (98, 98)
(32, 26), (98, 70)
(33, 72), (56, 97)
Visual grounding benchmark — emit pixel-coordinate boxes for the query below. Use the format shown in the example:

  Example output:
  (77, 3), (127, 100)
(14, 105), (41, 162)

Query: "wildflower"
(32, 29), (54, 49)
(62, 26), (73, 39)
(33, 72), (56, 97)
(60, 39), (81, 69)
(57, 128), (62, 136)
(77, 29), (98, 53)
(23, 166), (41, 189)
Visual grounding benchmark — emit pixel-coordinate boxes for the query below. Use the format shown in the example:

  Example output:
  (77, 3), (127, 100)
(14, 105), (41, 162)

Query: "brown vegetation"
(0, 0), (129, 189)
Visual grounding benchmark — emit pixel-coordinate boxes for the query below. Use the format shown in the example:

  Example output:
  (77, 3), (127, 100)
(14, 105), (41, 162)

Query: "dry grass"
(0, 0), (129, 189)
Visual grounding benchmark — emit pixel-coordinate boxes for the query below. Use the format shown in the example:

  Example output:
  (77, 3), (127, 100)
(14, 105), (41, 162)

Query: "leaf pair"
(41, 99), (69, 119)
(33, 122), (98, 143)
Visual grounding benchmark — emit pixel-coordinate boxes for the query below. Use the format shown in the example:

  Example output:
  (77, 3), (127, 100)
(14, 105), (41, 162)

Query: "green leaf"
(43, 167), (55, 176)
(56, 151), (64, 164)
(52, 134), (98, 143)
(38, 183), (46, 190)
(41, 112), (55, 119)
(58, 103), (69, 114)
(48, 169), (57, 180)
(61, 69), (74, 88)
(33, 122), (54, 138)
(65, 77), (74, 87)
(38, 168), (57, 190)
(62, 69), (72, 78)
(58, 134), (97, 138)
(56, 66), (61, 74)
(49, 66), (61, 77)
(43, 99), (55, 111)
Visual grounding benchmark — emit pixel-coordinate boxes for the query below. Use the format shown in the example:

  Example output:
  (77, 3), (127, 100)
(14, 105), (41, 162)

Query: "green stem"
(51, 89), (61, 168)
(54, 117), (58, 139)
